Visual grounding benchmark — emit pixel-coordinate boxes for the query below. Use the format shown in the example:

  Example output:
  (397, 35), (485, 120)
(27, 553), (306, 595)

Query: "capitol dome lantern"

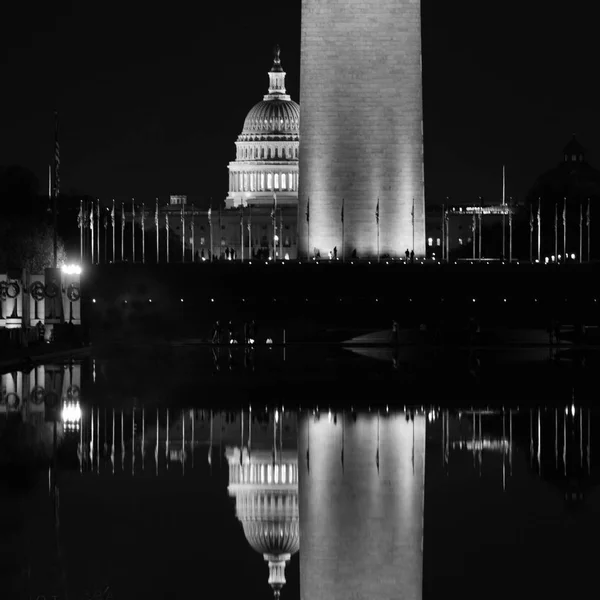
(226, 46), (300, 209)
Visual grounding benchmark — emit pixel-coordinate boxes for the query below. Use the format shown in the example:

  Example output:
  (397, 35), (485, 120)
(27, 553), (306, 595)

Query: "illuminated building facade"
(297, 0), (426, 260)
(225, 47), (299, 210)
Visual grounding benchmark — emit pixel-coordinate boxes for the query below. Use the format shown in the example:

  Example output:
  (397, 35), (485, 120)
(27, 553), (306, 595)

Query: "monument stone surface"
(298, 0), (426, 259)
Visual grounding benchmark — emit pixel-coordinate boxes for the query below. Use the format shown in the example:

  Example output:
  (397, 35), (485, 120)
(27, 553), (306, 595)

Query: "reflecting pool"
(1, 348), (599, 600)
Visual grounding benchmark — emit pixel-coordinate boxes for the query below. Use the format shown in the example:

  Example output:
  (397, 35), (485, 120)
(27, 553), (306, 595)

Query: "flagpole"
(307, 197), (310, 261)
(247, 205), (252, 261)
(96, 199), (101, 265)
(441, 204), (445, 261)
(554, 202), (558, 260)
(79, 200), (83, 265)
(472, 214), (476, 260)
(166, 212), (170, 264)
(529, 203), (533, 264)
(155, 199), (160, 263)
(191, 205), (195, 261)
(181, 205), (185, 263)
(272, 194), (277, 261)
(478, 199), (482, 261)
(90, 201), (95, 265)
(587, 198), (591, 262)
(53, 111), (59, 269)
(341, 199), (345, 263)
(537, 199), (541, 262)
(563, 197), (567, 261)
(376, 198), (380, 263)
(502, 165), (506, 260)
(445, 199), (450, 262)
(208, 207), (213, 262)
(132, 199), (136, 263)
(121, 202), (125, 262)
(240, 206), (244, 263)
(141, 203), (146, 264)
(579, 201), (583, 264)
(111, 200), (116, 263)
(104, 209), (108, 264)
(279, 207), (283, 260)
(508, 200), (513, 263)
(412, 197), (415, 257)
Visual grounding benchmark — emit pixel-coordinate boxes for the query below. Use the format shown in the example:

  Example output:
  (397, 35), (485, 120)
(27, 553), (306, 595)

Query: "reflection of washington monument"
(299, 410), (426, 600)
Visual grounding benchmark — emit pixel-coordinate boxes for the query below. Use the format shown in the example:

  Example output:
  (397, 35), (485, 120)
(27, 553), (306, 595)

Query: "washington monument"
(298, 0), (426, 260)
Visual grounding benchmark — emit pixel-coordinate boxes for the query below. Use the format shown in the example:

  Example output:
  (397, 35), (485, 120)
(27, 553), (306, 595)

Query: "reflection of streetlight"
(62, 401), (82, 423)
(61, 264), (82, 275)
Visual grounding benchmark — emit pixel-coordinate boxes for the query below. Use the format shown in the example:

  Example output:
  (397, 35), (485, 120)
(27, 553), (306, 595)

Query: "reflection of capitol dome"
(226, 446), (298, 599)
(225, 46), (299, 209)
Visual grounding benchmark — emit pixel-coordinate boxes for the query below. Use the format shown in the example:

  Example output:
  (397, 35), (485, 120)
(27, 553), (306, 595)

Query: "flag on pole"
(341, 199), (344, 223)
(207, 207), (212, 225)
(537, 198), (541, 226)
(111, 199), (115, 226)
(142, 203), (145, 233)
(375, 199), (379, 224)
(77, 200), (83, 229)
(53, 111), (60, 198)
(529, 204), (534, 232)
(240, 204), (243, 225)
(90, 202), (94, 231)
(563, 197), (566, 225)
(181, 205), (184, 225)
(165, 211), (169, 230)
(411, 198), (415, 223)
(306, 197), (310, 223)
(271, 193), (277, 220)
(155, 199), (159, 228)
(121, 202), (125, 232)
(248, 205), (252, 233)
(587, 198), (591, 227)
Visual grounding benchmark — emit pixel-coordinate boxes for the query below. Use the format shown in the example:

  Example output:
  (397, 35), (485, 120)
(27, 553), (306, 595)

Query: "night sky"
(1, 0), (598, 208)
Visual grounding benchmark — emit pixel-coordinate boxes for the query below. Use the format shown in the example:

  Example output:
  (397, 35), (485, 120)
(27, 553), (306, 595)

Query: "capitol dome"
(226, 46), (300, 209)
(241, 100), (299, 138)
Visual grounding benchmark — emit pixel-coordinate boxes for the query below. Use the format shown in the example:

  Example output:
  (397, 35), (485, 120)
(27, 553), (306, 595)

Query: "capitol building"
(225, 46), (299, 210)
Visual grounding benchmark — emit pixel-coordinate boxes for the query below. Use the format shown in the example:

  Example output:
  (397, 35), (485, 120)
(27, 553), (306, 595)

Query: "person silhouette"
(410, 249), (415, 263)
(405, 248), (410, 261)
(333, 246), (337, 260)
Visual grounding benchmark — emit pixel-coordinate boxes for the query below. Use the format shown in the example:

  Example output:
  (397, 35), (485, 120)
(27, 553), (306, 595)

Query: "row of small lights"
(197, 257), (589, 265)
(91, 297), (600, 304)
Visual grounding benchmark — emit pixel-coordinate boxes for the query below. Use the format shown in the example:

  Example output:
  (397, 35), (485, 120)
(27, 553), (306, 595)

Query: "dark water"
(1, 347), (599, 600)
